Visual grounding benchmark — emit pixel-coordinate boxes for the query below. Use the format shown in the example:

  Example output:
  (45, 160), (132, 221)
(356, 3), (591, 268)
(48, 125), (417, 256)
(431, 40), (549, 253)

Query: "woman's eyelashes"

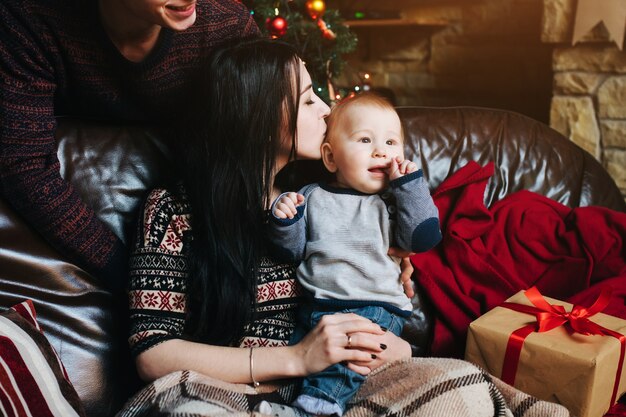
(305, 92), (316, 105)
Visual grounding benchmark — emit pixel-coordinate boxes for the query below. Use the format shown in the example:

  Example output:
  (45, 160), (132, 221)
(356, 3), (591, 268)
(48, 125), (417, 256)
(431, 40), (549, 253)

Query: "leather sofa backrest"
(56, 120), (172, 244)
(0, 107), (623, 417)
(398, 106), (625, 211)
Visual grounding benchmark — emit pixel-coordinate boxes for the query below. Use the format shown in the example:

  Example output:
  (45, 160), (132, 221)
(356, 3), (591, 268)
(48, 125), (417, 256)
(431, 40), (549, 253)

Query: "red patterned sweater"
(128, 188), (302, 356)
(0, 0), (258, 289)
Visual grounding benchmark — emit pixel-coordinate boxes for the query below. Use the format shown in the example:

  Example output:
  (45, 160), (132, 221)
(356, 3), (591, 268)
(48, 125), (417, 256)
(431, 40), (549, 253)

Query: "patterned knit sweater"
(129, 188), (302, 357)
(0, 0), (258, 288)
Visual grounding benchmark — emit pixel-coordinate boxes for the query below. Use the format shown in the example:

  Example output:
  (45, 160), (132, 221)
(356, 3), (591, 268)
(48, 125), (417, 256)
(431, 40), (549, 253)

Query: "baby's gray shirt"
(268, 170), (441, 313)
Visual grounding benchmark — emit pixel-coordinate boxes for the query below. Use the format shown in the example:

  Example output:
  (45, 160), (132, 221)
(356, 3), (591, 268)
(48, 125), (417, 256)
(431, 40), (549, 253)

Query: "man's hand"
(387, 156), (418, 181)
(273, 192), (305, 219)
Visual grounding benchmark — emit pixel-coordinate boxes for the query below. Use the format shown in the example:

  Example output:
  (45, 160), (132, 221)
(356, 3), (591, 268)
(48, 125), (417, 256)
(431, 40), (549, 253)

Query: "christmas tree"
(242, 0), (357, 103)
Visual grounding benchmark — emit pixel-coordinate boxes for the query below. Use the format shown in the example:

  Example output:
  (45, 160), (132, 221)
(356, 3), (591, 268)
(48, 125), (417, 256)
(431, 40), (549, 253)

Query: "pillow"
(0, 300), (86, 417)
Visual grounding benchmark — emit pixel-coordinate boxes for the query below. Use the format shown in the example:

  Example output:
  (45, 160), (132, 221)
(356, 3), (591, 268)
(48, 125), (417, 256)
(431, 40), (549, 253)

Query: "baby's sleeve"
(391, 170), (442, 253)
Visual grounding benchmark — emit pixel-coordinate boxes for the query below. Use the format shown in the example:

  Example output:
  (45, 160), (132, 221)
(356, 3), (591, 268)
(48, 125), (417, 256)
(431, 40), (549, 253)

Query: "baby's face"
(324, 105), (404, 194)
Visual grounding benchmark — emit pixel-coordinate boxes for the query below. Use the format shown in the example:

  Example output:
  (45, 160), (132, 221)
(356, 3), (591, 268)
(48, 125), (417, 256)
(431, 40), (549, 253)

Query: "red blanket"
(410, 161), (626, 358)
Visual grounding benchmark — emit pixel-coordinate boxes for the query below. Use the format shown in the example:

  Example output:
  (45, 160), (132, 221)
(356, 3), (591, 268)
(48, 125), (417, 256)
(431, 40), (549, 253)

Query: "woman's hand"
(388, 247), (415, 298)
(345, 330), (412, 375)
(292, 313), (384, 377)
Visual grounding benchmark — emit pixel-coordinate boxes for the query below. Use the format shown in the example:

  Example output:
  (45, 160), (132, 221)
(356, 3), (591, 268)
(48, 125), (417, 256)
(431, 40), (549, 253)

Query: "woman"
(122, 38), (570, 417)
(128, 35), (408, 389)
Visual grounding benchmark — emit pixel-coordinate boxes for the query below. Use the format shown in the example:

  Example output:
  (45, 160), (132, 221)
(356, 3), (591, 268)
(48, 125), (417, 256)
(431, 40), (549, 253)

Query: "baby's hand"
(387, 156), (417, 181)
(273, 192), (305, 219)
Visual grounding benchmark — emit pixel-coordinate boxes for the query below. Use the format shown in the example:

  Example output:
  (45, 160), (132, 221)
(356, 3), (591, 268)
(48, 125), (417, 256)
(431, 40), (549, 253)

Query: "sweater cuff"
(390, 169), (423, 189)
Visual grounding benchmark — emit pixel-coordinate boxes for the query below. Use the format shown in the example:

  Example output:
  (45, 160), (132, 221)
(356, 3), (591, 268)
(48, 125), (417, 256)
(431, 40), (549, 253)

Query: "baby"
(264, 92), (441, 417)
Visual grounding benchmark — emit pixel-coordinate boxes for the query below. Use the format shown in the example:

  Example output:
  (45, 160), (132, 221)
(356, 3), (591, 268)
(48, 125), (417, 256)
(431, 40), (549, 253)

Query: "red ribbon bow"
(500, 286), (625, 405)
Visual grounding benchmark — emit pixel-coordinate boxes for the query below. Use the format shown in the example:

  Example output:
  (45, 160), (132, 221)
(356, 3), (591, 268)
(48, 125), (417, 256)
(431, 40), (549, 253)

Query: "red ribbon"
(499, 286), (625, 405)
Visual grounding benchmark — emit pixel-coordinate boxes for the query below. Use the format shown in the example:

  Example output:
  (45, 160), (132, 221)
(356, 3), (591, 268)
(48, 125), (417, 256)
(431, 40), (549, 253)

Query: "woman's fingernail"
(371, 354), (377, 359)
(380, 343), (387, 350)
(380, 326), (388, 332)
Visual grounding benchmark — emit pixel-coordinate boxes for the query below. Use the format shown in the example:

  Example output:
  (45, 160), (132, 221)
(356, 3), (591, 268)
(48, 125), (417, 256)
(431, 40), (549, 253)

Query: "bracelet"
(249, 347), (260, 387)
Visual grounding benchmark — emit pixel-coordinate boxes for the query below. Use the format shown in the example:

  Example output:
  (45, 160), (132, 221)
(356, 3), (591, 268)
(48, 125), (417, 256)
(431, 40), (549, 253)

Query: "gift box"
(465, 287), (626, 417)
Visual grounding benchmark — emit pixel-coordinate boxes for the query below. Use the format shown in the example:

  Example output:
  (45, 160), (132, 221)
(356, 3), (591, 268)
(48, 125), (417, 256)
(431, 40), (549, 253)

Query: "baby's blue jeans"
(290, 303), (405, 416)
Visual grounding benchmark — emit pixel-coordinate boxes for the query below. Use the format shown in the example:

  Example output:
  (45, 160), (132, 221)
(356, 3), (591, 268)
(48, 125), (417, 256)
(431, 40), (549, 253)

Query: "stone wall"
(331, 0), (553, 123)
(542, 0), (626, 200)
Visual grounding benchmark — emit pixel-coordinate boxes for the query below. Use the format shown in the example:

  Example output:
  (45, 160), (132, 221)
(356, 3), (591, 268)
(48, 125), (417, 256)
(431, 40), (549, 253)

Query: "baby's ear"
(321, 142), (337, 173)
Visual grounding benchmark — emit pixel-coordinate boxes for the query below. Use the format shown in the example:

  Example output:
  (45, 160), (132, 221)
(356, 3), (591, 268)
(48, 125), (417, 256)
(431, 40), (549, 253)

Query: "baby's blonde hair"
(326, 92), (403, 143)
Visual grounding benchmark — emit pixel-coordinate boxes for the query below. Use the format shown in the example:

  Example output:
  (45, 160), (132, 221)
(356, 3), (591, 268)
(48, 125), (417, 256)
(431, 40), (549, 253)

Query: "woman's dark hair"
(178, 37), (301, 345)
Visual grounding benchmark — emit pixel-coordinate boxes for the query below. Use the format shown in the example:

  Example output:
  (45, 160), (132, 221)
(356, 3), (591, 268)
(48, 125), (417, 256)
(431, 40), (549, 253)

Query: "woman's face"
(281, 61), (331, 163)
(118, 0), (197, 31)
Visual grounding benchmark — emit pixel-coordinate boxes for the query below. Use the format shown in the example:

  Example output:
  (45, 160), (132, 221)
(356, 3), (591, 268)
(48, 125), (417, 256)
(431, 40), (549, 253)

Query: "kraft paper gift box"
(465, 288), (626, 417)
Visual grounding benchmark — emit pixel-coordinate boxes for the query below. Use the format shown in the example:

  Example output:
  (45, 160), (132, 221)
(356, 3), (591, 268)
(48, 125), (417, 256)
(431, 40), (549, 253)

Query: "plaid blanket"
(117, 358), (571, 417)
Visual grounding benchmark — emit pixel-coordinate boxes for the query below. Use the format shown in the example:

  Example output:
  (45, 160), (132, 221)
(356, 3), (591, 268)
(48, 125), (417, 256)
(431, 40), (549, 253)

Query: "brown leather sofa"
(0, 107), (624, 417)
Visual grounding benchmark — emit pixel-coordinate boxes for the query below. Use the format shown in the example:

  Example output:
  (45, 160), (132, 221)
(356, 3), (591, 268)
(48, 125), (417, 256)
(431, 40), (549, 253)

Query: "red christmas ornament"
(266, 15), (288, 38)
(305, 0), (326, 20)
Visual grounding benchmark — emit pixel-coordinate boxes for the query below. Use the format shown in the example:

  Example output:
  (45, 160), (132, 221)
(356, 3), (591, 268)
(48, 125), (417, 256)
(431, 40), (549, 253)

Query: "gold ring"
(347, 335), (352, 348)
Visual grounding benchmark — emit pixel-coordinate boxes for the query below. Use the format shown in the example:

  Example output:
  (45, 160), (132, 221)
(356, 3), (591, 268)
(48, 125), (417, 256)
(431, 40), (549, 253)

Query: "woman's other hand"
(345, 330), (412, 375)
(292, 313), (384, 376)
(388, 247), (415, 298)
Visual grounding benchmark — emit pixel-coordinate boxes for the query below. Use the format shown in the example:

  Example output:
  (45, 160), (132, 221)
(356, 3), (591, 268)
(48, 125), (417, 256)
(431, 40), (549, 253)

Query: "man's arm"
(0, 4), (126, 290)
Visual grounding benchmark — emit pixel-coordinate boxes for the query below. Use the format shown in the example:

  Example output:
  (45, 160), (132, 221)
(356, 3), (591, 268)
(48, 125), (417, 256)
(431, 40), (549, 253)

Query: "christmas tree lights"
(243, 0), (357, 103)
